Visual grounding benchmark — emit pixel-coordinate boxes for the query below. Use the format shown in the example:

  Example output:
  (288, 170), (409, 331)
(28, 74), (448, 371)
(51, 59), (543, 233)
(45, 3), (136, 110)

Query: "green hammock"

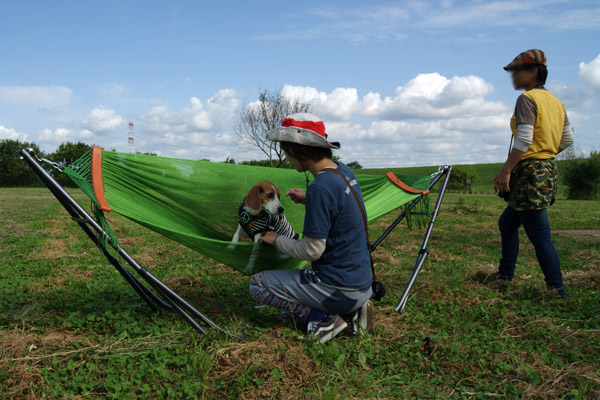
(62, 147), (432, 275)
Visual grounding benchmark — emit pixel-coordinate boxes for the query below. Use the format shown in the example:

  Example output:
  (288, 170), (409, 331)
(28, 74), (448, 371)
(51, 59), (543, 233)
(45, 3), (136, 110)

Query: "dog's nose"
(278, 206), (284, 214)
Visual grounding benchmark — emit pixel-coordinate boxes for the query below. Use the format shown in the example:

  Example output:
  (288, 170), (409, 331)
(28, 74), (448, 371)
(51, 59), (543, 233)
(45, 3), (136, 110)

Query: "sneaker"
(307, 314), (348, 344)
(351, 300), (373, 335)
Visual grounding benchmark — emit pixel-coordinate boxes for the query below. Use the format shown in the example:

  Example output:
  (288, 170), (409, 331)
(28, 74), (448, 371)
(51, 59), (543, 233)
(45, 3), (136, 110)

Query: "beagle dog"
(231, 181), (297, 244)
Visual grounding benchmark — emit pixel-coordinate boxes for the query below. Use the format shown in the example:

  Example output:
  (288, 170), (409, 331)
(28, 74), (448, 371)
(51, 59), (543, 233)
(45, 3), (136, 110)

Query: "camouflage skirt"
(508, 158), (558, 211)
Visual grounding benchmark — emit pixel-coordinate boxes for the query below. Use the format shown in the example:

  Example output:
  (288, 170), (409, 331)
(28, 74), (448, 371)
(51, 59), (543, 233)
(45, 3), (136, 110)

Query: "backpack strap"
(320, 167), (376, 279)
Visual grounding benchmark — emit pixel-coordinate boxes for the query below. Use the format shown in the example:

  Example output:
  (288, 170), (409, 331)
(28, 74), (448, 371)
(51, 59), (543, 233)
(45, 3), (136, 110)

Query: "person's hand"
(286, 188), (306, 204)
(259, 231), (278, 245)
(491, 169), (511, 193)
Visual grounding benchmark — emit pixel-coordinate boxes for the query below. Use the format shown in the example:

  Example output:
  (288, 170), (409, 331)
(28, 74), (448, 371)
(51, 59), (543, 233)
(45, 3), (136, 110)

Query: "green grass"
(0, 187), (599, 399)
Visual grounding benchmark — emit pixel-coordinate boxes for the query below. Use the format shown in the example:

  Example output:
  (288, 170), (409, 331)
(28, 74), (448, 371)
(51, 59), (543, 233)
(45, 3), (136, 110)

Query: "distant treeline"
(0, 139), (92, 187)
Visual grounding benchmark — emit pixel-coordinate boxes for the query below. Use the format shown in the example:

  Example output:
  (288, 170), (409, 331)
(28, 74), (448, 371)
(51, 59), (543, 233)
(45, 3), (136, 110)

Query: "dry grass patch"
(0, 326), (87, 400)
(209, 332), (320, 399)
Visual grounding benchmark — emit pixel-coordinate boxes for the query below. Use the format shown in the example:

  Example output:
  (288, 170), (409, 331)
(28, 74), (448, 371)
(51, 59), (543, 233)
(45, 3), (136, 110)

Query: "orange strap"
(385, 172), (430, 196)
(91, 146), (111, 212)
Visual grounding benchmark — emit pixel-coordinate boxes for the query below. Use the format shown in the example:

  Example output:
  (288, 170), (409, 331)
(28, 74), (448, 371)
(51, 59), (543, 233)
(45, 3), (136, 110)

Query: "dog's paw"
(227, 244), (236, 251)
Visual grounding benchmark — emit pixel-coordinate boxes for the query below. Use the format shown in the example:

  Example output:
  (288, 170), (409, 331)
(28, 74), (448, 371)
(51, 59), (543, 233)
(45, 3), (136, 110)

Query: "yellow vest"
(510, 89), (566, 160)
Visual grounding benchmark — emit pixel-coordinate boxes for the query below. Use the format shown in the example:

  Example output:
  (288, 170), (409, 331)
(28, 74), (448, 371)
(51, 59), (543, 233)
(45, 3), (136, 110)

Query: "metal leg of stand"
(370, 169), (447, 252)
(395, 166), (453, 313)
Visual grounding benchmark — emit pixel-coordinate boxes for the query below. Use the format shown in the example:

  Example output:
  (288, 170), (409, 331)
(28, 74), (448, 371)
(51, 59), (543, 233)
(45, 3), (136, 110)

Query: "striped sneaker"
(307, 315), (348, 344)
(351, 300), (373, 335)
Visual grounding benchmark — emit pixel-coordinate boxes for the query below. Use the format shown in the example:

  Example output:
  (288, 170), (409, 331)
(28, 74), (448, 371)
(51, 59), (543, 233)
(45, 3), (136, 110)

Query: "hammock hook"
(430, 165), (449, 179)
(26, 148), (65, 172)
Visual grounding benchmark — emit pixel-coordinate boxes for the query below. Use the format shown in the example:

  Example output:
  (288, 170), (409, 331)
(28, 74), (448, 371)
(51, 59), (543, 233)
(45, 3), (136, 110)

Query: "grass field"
(1, 187), (599, 399)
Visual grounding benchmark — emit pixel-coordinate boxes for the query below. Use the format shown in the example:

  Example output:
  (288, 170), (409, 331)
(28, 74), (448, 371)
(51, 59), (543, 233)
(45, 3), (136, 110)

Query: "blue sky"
(1, 0), (599, 167)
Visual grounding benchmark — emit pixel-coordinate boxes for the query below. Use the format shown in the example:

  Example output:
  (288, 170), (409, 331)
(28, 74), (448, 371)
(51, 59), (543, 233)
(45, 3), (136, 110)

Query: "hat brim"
(504, 62), (546, 71)
(266, 126), (340, 149)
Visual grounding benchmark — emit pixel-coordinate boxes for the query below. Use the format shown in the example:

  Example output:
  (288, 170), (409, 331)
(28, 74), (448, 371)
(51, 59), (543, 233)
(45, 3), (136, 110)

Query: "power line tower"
(128, 122), (134, 153)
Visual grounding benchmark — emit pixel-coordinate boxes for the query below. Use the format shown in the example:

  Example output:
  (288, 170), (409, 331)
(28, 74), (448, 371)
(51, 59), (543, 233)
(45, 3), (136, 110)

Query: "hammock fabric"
(63, 147), (432, 275)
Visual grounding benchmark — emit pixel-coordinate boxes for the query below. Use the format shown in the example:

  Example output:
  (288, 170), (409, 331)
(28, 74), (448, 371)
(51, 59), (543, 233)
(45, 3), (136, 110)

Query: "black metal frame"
(20, 148), (233, 337)
(21, 146), (450, 332)
(369, 165), (453, 313)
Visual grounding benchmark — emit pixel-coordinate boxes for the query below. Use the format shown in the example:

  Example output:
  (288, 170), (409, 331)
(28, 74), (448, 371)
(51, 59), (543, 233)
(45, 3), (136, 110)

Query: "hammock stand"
(20, 147), (452, 336)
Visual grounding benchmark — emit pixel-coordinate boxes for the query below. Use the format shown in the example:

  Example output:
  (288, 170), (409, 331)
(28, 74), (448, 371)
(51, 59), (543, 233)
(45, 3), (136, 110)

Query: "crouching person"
(249, 113), (373, 343)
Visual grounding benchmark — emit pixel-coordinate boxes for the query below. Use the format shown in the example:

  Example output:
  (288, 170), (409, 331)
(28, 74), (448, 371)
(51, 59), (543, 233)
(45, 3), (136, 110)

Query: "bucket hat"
(266, 113), (340, 149)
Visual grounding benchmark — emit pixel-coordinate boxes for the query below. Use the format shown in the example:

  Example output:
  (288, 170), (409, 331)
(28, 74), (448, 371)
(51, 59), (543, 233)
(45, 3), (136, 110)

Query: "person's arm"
(558, 113), (574, 153)
(259, 185), (332, 255)
(513, 124), (533, 153)
(286, 188), (306, 204)
(491, 95), (533, 193)
(272, 235), (326, 261)
(491, 148), (525, 193)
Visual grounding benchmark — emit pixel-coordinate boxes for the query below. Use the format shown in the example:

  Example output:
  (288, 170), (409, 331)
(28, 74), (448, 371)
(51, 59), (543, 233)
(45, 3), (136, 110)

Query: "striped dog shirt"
(238, 202), (298, 240)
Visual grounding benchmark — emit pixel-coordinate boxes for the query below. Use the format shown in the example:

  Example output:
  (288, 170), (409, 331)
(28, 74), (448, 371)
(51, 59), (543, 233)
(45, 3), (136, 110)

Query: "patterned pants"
(249, 268), (372, 323)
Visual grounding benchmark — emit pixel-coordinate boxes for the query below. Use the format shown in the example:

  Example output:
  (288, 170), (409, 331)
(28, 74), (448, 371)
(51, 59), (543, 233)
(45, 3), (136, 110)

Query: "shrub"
(448, 165), (479, 192)
(562, 151), (600, 200)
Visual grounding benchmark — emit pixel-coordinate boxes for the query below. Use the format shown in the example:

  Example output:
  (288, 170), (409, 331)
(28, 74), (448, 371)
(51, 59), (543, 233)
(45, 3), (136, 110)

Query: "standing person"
(491, 49), (574, 297)
(248, 113), (374, 343)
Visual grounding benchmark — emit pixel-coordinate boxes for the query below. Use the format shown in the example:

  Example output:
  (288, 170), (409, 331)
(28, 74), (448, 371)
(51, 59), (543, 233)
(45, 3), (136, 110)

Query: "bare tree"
(234, 88), (312, 167)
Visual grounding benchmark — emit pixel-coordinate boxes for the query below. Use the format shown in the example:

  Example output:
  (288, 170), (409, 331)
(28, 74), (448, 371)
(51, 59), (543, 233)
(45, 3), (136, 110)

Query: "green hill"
(361, 161), (568, 194)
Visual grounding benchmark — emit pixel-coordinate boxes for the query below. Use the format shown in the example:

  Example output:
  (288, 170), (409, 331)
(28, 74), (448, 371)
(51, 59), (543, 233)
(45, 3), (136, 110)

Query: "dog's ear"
(274, 184), (281, 200)
(246, 184), (262, 212)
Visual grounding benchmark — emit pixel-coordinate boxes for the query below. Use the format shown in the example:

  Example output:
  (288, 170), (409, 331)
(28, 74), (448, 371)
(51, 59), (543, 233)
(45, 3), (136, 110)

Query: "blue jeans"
(498, 206), (565, 295)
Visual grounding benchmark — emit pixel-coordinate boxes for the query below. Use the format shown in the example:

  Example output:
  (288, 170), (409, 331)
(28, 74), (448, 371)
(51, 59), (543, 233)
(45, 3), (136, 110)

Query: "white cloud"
(283, 74), (507, 124)
(128, 89), (242, 159)
(139, 88), (240, 134)
(38, 127), (74, 143)
(278, 74), (513, 166)
(32, 127), (100, 151)
(78, 106), (126, 133)
(548, 54), (600, 109)
(360, 73), (505, 120)
(0, 85), (72, 108)
(0, 125), (29, 141)
(578, 54), (600, 90)
(282, 85), (360, 121)
(324, 121), (369, 141)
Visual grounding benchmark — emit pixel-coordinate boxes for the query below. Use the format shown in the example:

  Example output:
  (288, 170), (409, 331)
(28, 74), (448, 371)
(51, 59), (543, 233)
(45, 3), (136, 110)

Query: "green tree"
(448, 165), (478, 192)
(238, 159), (293, 168)
(49, 141), (92, 187)
(562, 151), (600, 200)
(346, 161), (363, 170)
(0, 139), (45, 186)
